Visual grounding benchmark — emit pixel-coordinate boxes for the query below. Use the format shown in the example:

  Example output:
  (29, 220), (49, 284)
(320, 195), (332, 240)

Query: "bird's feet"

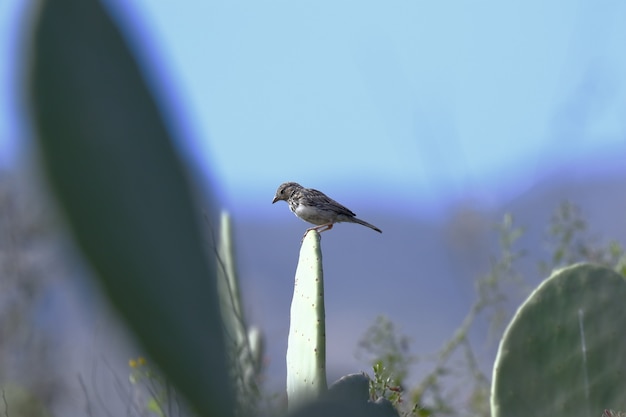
(301, 223), (334, 242)
(308, 223), (334, 233)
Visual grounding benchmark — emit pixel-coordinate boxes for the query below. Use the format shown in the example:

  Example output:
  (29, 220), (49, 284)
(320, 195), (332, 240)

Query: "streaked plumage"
(272, 182), (382, 235)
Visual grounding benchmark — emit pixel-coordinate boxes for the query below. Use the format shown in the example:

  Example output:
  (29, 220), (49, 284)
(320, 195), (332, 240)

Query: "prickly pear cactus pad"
(286, 231), (327, 411)
(491, 263), (626, 417)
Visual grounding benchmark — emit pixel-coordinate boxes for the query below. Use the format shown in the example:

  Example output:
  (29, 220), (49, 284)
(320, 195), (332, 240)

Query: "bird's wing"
(303, 188), (357, 217)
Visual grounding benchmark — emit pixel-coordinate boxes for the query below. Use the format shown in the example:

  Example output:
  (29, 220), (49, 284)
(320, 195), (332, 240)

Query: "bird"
(272, 182), (382, 235)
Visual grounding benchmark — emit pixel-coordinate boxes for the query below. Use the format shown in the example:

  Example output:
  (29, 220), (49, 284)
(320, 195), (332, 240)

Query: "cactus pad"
(491, 263), (626, 417)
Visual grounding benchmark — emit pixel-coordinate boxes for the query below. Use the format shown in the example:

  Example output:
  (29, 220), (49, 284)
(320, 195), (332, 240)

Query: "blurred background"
(1, 0), (625, 415)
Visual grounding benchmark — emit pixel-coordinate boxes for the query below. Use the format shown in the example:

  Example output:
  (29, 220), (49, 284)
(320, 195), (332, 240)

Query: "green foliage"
(357, 316), (414, 389)
(492, 264), (626, 417)
(539, 201), (626, 274)
(369, 362), (403, 407)
(413, 214), (525, 416)
(324, 373), (401, 417)
(128, 357), (187, 417)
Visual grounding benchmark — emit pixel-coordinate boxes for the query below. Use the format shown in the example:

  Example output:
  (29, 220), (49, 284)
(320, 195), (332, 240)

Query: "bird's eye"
(280, 190), (284, 194)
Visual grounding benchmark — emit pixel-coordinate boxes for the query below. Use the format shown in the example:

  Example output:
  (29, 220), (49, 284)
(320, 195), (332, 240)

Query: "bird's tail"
(352, 217), (382, 233)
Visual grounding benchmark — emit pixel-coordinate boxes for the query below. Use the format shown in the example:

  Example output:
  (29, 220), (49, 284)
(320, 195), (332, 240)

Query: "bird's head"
(272, 182), (301, 204)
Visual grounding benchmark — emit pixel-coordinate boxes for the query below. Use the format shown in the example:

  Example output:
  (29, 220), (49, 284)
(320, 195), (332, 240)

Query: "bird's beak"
(272, 196), (279, 204)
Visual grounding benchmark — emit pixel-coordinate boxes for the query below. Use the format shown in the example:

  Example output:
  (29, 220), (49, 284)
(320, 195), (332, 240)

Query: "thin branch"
(2, 388), (8, 417)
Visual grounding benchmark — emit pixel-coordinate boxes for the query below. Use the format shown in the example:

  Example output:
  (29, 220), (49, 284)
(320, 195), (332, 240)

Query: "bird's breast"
(293, 203), (334, 225)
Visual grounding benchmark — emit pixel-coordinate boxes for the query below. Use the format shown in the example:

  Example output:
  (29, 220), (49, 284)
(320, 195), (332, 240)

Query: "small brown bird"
(272, 182), (382, 235)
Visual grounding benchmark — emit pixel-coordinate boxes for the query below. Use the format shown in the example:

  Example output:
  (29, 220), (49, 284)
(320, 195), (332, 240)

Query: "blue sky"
(1, 0), (625, 214)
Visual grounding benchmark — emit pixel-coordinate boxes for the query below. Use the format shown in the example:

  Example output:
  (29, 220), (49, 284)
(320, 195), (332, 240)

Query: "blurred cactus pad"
(491, 263), (626, 417)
